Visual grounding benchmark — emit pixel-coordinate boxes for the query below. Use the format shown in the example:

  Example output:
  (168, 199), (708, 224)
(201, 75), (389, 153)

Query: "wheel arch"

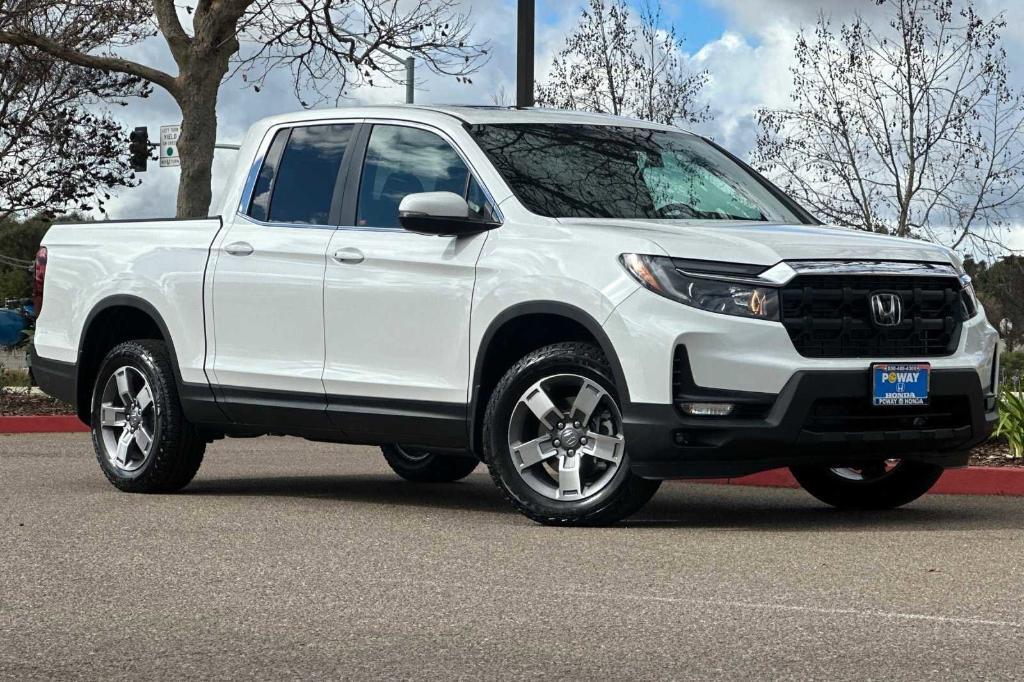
(468, 301), (629, 456)
(76, 295), (182, 422)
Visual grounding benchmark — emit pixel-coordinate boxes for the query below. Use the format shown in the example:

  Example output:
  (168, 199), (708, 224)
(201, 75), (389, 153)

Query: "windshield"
(470, 124), (804, 222)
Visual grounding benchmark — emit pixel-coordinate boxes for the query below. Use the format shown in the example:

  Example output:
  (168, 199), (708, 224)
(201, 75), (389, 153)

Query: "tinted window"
(470, 124), (802, 223)
(357, 126), (470, 228)
(247, 130), (288, 222)
(467, 177), (498, 223)
(264, 124), (352, 225)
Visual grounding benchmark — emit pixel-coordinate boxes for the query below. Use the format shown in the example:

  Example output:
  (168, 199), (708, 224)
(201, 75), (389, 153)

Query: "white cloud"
(684, 26), (796, 152)
(1006, 227), (1024, 254)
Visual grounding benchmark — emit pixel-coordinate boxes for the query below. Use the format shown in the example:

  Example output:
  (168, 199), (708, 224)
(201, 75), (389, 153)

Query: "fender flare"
(78, 294), (185, 386)
(468, 301), (630, 452)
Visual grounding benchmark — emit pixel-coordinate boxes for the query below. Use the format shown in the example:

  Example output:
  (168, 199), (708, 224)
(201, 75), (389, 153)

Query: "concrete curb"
(698, 466), (1024, 497)
(0, 416), (88, 433)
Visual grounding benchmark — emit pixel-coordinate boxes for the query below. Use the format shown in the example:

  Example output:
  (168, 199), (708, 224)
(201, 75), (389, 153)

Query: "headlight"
(620, 254), (780, 320)
(959, 273), (979, 318)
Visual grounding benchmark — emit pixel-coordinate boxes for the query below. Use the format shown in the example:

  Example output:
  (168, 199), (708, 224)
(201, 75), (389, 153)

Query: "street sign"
(160, 125), (181, 168)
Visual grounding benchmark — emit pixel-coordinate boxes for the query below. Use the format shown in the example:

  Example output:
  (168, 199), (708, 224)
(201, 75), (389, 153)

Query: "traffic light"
(129, 127), (151, 172)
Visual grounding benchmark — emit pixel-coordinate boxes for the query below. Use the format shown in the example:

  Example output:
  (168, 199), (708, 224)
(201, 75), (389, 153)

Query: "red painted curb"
(0, 416), (88, 433)
(696, 466), (1024, 497)
(2, 417), (1021, 495)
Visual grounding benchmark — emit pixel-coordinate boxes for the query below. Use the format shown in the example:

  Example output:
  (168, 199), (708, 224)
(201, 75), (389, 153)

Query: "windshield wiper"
(656, 203), (766, 221)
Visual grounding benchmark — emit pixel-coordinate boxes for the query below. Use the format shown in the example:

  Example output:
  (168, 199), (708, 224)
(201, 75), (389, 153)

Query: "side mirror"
(398, 191), (499, 236)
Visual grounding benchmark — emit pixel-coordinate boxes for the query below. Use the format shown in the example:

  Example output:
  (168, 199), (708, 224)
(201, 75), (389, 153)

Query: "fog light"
(679, 402), (734, 417)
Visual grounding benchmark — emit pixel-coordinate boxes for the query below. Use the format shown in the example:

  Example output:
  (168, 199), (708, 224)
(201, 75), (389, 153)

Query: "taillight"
(32, 246), (47, 317)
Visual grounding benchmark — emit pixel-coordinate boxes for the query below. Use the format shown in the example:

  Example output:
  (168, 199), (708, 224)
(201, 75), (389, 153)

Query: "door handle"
(225, 241), (254, 256)
(331, 247), (364, 264)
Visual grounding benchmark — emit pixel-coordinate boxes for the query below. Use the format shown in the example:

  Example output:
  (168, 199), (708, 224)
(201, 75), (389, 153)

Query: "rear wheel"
(91, 340), (205, 493)
(381, 444), (479, 483)
(483, 342), (660, 526)
(790, 459), (943, 509)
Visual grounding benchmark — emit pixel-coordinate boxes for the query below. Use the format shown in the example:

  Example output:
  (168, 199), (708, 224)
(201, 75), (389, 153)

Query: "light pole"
(404, 56), (415, 105)
(517, 0), (535, 108)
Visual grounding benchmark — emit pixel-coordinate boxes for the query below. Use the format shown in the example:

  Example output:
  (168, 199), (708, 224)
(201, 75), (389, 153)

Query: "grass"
(995, 384), (1024, 460)
(0, 366), (31, 389)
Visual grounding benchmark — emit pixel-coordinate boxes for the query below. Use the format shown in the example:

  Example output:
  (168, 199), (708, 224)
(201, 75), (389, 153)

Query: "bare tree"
(753, 0), (1024, 254)
(0, 1), (488, 219)
(536, 0), (709, 126)
(0, 43), (144, 221)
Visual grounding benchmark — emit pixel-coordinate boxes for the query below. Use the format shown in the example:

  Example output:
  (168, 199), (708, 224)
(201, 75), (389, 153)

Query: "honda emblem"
(870, 292), (903, 327)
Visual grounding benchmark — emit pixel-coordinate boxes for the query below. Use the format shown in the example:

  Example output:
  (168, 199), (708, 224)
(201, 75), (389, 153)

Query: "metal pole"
(405, 57), (415, 104)
(516, 0), (535, 108)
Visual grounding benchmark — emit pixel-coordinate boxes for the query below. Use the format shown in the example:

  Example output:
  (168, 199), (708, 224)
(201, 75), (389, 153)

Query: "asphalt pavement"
(2, 433), (1023, 680)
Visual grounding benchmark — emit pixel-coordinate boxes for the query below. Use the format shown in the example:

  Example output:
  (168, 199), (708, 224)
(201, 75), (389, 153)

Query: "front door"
(321, 123), (499, 446)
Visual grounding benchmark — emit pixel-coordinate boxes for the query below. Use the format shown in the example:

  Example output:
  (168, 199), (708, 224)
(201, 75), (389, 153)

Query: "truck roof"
(249, 105), (688, 133)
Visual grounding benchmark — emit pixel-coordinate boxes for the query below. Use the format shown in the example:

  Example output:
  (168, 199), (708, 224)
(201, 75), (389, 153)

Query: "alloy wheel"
(507, 373), (625, 501)
(829, 459), (903, 482)
(98, 366), (157, 473)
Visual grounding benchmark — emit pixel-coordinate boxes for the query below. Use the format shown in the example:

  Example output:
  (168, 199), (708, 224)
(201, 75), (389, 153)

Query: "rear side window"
(248, 124), (353, 225)
(356, 125), (470, 228)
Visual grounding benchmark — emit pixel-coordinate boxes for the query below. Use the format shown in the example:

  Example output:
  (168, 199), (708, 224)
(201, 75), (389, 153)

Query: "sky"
(98, 0), (1024, 252)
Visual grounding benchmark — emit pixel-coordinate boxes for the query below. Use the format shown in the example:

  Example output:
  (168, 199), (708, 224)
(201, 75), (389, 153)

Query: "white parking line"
(570, 590), (1024, 629)
(377, 576), (1023, 629)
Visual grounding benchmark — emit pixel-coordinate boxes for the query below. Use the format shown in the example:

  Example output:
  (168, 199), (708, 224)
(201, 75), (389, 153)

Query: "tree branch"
(0, 29), (179, 96)
(153, 0), (191, 64)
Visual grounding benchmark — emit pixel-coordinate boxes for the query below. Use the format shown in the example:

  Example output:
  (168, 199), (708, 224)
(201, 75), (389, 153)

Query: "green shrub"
(995, 384), (1024, 459)
(1002, 351), (1024, 385)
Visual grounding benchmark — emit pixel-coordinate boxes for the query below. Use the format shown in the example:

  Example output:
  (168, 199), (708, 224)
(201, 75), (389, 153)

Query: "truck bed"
(34, 217), (224, 387)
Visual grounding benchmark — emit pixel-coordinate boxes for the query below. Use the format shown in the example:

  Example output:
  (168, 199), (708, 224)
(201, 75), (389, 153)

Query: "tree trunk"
(174, 58), (228, 219)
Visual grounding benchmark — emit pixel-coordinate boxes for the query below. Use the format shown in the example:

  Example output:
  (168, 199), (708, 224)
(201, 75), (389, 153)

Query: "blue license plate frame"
(872, 363), (930, 406)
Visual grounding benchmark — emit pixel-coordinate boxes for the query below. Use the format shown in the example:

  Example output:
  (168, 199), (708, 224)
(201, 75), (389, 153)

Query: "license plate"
(872, 363), (930, 406)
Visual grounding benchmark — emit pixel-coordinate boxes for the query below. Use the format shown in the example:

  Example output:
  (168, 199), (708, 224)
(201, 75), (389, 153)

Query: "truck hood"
(559, 219), (957, 266)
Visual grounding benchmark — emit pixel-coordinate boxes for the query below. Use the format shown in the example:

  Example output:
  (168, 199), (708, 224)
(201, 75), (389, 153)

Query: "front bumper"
(624, 367), (996, 479)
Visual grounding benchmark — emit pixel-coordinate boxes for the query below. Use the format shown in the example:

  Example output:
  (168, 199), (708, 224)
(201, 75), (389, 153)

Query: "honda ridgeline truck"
(30, 106), (1000, 525)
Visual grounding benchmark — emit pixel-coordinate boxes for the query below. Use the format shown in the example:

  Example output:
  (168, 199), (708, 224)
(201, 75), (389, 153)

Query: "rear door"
(210, 121), (357, 428)
(321, 122), (500, 446)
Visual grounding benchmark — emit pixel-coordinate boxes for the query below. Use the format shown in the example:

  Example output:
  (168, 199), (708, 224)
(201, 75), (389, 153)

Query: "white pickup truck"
(30, 105), (1000, 525)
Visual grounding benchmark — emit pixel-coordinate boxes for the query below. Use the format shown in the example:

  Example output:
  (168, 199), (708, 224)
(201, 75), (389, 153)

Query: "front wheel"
(381, 445), (479, 483)
(482, 342), (660, 526)
(790, 460), (943, 510)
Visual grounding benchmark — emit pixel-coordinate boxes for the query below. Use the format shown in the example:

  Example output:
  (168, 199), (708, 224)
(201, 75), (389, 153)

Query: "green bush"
(1002, 351), (1024, 385)
(995, 384), (1024, 459)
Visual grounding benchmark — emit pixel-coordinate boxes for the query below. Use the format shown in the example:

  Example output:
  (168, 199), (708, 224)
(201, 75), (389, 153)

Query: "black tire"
(790, 461), (944, 510)
(482, 342), (661, 526)
(381, 444), (479, 483)
(90, 340), (205, 493)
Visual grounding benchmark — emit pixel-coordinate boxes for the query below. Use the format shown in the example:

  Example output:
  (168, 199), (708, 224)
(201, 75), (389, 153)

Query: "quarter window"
(467, 177), (498, 223)
(248, 130), (288, 222)
(356, 125), (473, 229)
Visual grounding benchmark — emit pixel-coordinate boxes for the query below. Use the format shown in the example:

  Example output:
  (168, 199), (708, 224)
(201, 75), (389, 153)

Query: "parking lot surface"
(2, 433), (1023, 680)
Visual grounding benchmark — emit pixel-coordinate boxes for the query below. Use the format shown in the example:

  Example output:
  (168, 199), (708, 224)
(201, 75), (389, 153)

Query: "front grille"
(780, 275), (968, 358)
